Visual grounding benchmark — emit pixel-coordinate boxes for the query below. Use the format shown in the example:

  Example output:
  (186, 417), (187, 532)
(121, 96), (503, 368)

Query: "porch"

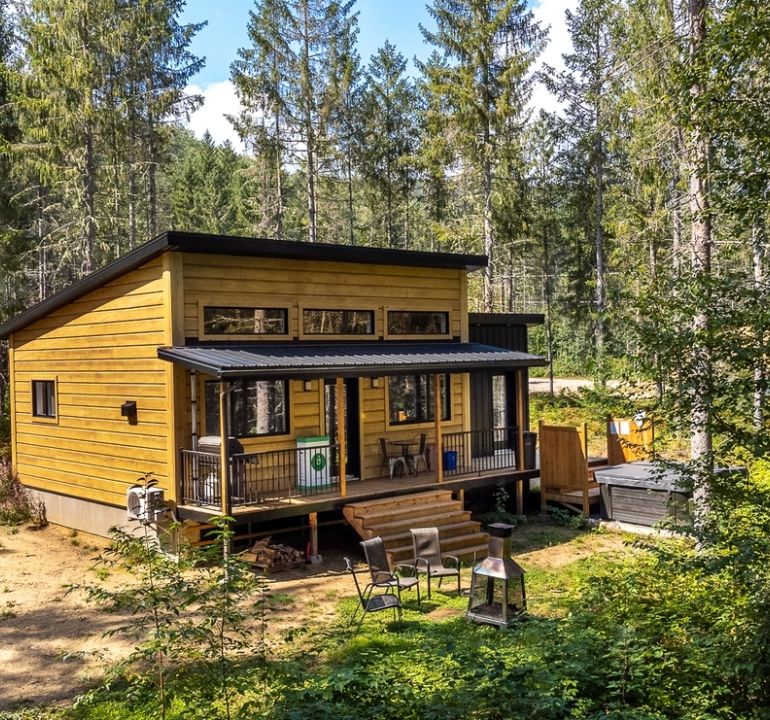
(177, 425), (540, 523)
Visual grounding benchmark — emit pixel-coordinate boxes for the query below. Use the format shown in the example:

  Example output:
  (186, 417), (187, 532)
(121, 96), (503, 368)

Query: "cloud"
(184, 81), (246, 153)
(530, 0), (577, 114)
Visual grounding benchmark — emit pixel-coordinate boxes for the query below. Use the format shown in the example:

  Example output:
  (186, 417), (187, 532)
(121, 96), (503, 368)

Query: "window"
(32, 380), (56, 419)
(387, 310), (449, 335)
(303, 309), (374, 335)
(205, 379), (288, 437)
(388, 374), (450, 425)
(492, 375), (508, 428)
(202, 306), (287, 336)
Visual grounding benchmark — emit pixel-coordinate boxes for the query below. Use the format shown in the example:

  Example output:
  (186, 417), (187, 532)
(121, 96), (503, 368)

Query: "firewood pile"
(241, 537), (306, 573)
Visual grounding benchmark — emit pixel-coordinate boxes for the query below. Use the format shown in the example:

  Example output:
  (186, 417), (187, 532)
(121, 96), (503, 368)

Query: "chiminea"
(466, 523), (526, 628)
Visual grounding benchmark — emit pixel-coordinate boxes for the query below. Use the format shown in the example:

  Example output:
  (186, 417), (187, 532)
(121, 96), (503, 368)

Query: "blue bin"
(442, 450), (457, 471)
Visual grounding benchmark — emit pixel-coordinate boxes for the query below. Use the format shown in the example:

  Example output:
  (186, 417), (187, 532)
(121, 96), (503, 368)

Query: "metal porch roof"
(157, 342), (546, 379)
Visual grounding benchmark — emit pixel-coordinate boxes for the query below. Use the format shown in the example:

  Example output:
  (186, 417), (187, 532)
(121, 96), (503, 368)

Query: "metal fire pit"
(466, 523), (526, 628)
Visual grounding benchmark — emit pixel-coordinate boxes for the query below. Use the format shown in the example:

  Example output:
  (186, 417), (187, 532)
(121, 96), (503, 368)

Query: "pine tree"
(421, 0), (546, 310)
(359, 42), (418, 248)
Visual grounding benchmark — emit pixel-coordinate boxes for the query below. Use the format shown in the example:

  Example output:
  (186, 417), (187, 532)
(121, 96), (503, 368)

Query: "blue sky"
(181, 0), (574, 150)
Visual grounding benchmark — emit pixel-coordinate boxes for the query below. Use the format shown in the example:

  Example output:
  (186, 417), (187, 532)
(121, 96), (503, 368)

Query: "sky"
(180, 0), (576, 152)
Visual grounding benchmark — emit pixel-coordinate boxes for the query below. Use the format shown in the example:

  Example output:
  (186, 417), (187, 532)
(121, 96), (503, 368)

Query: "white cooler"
(296, 436), (331, 490)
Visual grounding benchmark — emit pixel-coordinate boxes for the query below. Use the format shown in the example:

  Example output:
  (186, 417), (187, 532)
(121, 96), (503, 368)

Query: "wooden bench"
(539, 421), (606, 517)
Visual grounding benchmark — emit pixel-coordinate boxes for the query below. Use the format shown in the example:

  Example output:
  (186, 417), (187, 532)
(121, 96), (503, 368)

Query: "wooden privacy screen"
(539, 421), (602, 517)
(606, 416), (655, 466)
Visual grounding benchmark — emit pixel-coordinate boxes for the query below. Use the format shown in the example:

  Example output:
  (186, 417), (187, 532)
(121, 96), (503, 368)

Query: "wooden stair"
(343, 490), (489, 564)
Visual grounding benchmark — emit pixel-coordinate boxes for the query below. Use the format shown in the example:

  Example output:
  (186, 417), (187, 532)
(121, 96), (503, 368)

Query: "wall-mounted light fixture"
(304, 380), (313, 391)
(121, 400), (138, 424)
(371, 377), (381, 389)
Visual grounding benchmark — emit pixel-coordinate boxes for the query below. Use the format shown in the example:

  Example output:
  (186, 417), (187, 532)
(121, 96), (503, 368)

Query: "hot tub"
(593, 462), (690, 526)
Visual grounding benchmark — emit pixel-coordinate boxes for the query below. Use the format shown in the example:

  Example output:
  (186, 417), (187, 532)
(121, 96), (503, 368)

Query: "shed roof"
(157, 342), (546, 379)
(0, 231), (487, 338)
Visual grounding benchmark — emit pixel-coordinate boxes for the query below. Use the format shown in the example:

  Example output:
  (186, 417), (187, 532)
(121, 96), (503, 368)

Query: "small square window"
(32, 380), (56, 419)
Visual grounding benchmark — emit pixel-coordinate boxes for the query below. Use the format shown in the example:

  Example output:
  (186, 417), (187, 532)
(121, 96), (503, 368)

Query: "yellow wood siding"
(11, 258), (170, 507)
(183, 255), (472, 486)
(182, 255), (465, 340)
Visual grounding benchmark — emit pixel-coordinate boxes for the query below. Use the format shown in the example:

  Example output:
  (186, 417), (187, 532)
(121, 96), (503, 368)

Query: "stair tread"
(380, 521), (482, 545)
(346, 490), (453, 512)
(357, 501), (461, 524)
(366, 510), (470, 534)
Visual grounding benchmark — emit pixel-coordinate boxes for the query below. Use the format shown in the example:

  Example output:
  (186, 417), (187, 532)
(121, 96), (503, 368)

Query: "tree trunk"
(301, 1), (317, 243)
(83, 126), (97, 275)
(687, 0), (713, 522)
(752, 215), (766, 430)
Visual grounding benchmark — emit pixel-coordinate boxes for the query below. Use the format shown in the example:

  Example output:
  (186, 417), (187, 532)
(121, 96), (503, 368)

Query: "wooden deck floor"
(178, 465), (540, 523)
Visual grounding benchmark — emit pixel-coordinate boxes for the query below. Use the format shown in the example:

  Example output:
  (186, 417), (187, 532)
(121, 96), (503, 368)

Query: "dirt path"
(0, 524), (353, 711)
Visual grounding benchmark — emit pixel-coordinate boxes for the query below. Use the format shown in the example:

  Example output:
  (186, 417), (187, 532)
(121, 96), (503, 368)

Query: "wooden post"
(309, 511), (319, 558)
(434, 373), (443, 484)
(515, 369), (526, 515)
(218, 380), (232, 562)
(336, 377), (347, 497)
(219, 380), (232, 518)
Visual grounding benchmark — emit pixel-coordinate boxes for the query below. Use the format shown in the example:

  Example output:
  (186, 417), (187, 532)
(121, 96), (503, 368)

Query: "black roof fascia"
(469, 312), (545, 326)
(0, 231), (487, 339)
(167, 230), (487, 271)
(157, 343), (547, 379)
(0, 235), (170, 338)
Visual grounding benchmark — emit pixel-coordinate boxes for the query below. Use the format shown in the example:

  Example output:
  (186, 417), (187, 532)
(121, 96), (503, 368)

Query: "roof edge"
(0, 231), (488, 338)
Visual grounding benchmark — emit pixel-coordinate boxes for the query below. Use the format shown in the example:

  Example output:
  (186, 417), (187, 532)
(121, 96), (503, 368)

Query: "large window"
(388, 374), (450, 425)
(387, 310), (449, 335)
(32, 380), (56, 419)
(205, 379), (288, 437)
(303, 309), (374, 335)
(202, 306), (287, 336)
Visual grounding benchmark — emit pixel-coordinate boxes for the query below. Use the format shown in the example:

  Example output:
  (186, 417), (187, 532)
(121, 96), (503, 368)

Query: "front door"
(324, 378), (361, 479)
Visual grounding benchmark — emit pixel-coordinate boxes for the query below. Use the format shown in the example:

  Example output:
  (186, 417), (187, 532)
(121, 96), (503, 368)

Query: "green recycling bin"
(297, 436), (331, 490)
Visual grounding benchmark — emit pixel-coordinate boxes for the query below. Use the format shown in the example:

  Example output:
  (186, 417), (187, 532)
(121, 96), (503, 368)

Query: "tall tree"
(232, 0), (358, 243)
(552, 0), (622, 376)
(421, 0), (545, 310)
(359, 42), (418, 248)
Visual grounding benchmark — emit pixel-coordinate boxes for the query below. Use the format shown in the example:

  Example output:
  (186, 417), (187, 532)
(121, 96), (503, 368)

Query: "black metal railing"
(180, 443), (341, 508)
(440, 427), (521, 477)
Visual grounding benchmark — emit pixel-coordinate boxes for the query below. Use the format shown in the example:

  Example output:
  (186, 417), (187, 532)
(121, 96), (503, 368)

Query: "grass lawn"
(54, 524), (655, 720)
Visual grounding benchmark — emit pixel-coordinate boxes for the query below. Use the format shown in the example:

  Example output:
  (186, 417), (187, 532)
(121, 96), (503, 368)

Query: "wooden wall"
(10, 259), (172, 508)
(182, 254), (467, 341)
(182, 253), (470, 481)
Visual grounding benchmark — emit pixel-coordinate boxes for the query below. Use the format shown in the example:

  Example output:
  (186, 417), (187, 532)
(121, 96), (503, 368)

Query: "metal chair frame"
(379, 437), (409, 479)
(410, 527), (461, 600)
(345, 557), (403, 634)
(360, 536), (421, 606)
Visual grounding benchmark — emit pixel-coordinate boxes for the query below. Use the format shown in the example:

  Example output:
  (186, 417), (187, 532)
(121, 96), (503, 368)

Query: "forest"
(0, 0), (766, 389)
(1, 2), (770, 718)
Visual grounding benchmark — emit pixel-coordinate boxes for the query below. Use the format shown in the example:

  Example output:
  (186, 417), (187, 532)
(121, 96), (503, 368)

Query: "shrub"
(0, 458), (45, 527)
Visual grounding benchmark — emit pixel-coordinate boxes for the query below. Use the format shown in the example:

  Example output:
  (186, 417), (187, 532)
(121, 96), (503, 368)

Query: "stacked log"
(241, 537), (306, 572)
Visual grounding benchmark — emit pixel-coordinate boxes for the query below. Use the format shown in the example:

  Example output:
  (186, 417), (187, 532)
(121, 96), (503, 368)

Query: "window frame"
(31, 378), (58, 423)
(204, 378), (291, 439)
(198, 303), (291, 340)
(384, 309), (451, 339)
(299, 304), (378, 340)
(386, 373), (451, 427)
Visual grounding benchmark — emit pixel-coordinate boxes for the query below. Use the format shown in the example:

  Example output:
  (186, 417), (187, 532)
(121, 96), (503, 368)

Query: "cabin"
(0, 231), (546, 557)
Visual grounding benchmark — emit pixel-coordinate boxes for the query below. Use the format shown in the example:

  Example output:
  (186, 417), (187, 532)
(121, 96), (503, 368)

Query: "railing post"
(434, 373), (443, 484)
(515, 369), (526, 515)
(336, 377), (347, 497)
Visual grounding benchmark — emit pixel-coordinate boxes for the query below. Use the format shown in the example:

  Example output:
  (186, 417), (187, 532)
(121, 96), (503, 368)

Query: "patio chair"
(360, 536), (421, 605)
(379, 437), (408, 480)
(409, 433), (430, 474)
(410, 527), (461, 600)
(344, 557), (402, 634)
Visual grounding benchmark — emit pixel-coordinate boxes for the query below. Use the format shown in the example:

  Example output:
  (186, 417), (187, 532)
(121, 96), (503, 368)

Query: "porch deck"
(177, 464), (540, 523)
